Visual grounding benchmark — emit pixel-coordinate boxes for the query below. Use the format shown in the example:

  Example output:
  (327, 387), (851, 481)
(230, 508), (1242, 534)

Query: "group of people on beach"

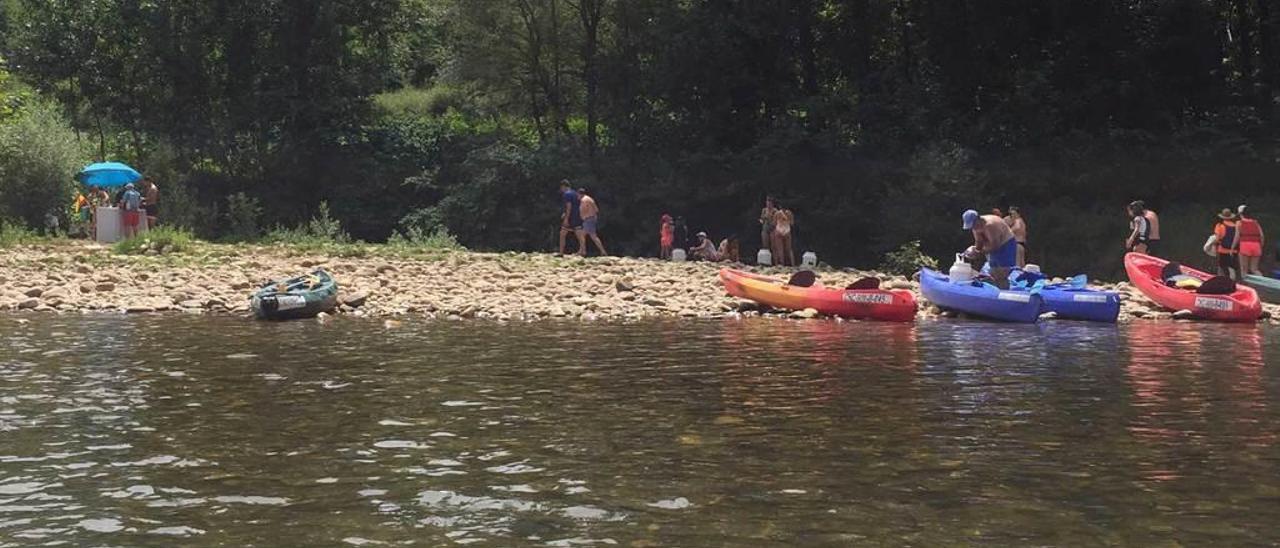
(72, 178), (160, 239)
(1207, 205), (1266, 280)
(1124, 200), (1267, 280)
(758, 197), (797, 266)
(555, 182), (1269, 285)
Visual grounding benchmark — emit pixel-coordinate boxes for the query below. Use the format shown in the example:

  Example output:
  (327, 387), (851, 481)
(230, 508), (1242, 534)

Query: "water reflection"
(0, 315), (1278, 546)
(1124, 321), (1274, 484)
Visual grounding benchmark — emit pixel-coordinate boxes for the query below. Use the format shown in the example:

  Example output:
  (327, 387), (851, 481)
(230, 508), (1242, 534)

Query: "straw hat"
(1218, 208), (1236, 220)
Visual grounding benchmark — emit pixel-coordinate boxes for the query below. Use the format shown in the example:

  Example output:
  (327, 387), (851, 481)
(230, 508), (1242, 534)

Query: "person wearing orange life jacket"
(1213, 208), (1241, 280)
(1237, 204), (1265, 276)
(1130, 200), (1160, 256)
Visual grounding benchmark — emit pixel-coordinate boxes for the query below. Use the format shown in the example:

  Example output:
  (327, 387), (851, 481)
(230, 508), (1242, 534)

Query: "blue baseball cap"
(962, 209), (979, 230)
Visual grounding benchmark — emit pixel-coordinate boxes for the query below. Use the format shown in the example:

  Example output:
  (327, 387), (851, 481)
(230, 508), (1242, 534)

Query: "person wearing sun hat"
(1213, 208), (1241, 280)
(962, 208), (1017, 288)
(1236, 204), (1265, 276)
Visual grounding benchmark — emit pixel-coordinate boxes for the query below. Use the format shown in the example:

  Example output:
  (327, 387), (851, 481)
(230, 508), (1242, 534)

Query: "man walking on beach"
(558, 180), (586, 256)
(577, 187), (607, 256)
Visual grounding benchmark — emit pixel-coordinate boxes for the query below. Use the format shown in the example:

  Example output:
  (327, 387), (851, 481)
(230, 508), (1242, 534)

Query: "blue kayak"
(1035, 284), (1121, 323)
(919, 268), (1043, 323)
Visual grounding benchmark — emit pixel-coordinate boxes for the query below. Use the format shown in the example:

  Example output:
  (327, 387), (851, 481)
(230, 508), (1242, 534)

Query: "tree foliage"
(1, 0), (1278, 273)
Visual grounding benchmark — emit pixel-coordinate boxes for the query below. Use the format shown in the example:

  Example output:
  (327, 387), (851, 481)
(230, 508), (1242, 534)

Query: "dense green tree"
(2, 0), (1278, 273)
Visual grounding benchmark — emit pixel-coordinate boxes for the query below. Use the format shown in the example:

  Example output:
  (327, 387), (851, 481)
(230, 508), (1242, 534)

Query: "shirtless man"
(141, 178), (160, 227)
(962, 209), (1017, 288)
(576, 188), (607, 256)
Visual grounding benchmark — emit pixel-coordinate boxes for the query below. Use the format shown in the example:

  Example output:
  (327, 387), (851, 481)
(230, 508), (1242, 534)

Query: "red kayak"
(1124, 253), (1262, 322)
(719, 268), (917, 322)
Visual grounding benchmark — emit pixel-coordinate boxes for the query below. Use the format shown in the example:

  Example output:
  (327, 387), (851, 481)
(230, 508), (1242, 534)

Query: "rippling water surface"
(0, 316), (1277, 546)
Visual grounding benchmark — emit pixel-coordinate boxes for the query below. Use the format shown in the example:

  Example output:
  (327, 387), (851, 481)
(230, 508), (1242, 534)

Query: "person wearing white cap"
(1237, 204), (1265, 276)
(690, 231), (721, 261)
(118, 182), (144, 239)
(962, 209), (1017, 288)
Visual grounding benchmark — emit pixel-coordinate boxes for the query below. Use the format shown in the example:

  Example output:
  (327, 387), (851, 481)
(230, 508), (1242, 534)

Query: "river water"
(0, 316), (1277, 546)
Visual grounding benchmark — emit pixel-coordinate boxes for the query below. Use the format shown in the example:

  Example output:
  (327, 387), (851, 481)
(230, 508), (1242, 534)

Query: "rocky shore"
(0, 241), (1277, 323)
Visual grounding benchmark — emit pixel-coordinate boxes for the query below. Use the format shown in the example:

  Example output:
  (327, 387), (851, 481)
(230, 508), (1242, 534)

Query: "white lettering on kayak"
(277, 295), (308, 311)
(843, 292), (894, 305)
(1194, 297), (1233, 311)
(997, 292), (1032, 303)
(1072, 294), (1110, 303)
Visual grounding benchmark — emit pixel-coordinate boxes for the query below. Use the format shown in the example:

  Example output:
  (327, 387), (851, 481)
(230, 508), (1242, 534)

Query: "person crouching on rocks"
(690, 232), (721, 261)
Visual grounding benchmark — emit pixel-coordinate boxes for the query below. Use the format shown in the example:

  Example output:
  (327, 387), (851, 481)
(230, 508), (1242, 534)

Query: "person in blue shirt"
(119, 183), (143, 238)
(557, 180), (586, 256)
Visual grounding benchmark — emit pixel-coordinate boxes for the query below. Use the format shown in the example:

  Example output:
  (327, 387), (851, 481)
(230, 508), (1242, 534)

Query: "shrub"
(387, 225), (464, 251)
(0, 219), (40, 247)
(262, 201), (352, 246)
(374, 85), (468, 117)
(880, 240), (939, 275)
(305, 201), (350, 243)
(112, 226), (195, 255)
(224, 192), (263, 241)
(0, 101), (88, 229)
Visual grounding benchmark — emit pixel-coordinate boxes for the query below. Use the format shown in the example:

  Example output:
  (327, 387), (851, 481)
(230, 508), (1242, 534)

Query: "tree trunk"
(798, 0), (819, 96)
(1255, 0), (1275, 118)
(573, 0), (605, 161)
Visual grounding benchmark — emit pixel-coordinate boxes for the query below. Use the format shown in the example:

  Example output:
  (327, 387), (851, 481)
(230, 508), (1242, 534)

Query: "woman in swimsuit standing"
(772, 205), (795, 267)
(1007, 206), (1028, 267)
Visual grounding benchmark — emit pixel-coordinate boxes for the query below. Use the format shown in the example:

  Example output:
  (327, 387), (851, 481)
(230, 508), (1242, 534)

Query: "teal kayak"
(250, 269), (339, 320)
(1244, 274), (1280, 304)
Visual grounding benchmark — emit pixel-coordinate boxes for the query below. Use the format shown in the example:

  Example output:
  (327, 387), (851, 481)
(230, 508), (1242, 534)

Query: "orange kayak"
(719, 268), (917, 322)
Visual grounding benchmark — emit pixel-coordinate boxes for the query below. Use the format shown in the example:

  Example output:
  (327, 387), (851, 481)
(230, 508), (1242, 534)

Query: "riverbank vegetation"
(1, 1), (1278, 276)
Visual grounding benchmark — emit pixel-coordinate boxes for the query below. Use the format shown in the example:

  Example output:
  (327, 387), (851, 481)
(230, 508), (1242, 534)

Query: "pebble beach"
(0, 241), (1276, 323)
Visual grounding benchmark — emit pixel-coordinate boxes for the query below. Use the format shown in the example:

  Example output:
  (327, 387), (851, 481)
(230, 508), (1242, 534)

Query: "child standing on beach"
(660, 214), (674, 259)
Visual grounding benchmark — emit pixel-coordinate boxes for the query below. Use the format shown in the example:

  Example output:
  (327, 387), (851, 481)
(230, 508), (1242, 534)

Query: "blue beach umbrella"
(75, 162), (142, 187)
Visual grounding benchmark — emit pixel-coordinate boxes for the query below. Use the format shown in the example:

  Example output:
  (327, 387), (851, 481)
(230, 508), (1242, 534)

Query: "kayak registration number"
(1194, 297), (1233, 311)
(997, 292), (1032, 303)
(277, 295), (308, 311)
(843, 293), (894, 305)
(1072, 294), (1110, 303)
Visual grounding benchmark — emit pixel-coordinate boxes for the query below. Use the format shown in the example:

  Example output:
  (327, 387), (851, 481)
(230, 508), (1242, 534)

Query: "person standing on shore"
(659, 214), (675, 259)
(118, 183), (143, 239)
(963, 209), (1017, 288)
(1213, 208), (1241, 280)
(1237, 205), (1264, 276)
(1130, 201), (1161, 256)
(576, 188), (607, 256)
(1007, 206), (1028, 267)
(558, 180), (586, 256)
(772, 204), (795, 266)
(759, 197), (777, 259)
(141, 178), (160, 227)
(1126, 203), (1151, 254)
